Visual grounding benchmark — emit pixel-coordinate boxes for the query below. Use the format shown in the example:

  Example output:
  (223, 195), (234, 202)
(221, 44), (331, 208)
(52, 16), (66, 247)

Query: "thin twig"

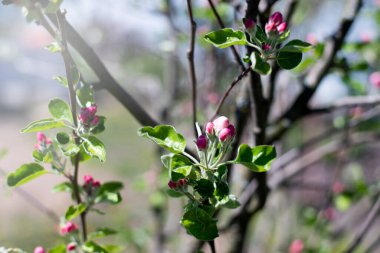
(211, 67), (251, 120)
(56, 11), (87, 241)
(343, 194), (380, 253)
(209, 240), (216, 253)
(186, 0), (198, 138)
(207, 0), (245, 71)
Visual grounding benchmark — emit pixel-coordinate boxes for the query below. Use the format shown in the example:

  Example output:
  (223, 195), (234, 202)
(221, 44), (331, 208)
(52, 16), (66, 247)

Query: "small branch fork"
(186, 0), (198, 138)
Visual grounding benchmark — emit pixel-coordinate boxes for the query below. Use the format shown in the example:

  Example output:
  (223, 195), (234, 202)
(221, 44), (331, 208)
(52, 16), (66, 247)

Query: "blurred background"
(1, 0), (380, 252)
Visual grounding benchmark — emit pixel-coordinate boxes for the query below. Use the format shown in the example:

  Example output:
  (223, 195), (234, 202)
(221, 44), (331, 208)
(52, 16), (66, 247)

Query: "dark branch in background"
(211, 67), (251, 120)
(207, 0), (246, 71)
(0, 168), (59, 222)
(343, 194), (380, 253)
(56, 11), (87, 241)
(186, 0), (198, 138)
(268, 0), (363, 144)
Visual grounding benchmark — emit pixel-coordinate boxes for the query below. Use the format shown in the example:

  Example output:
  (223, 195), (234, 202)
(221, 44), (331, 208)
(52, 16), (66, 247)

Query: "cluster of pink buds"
(206, 116), (235, 142)
(60, 221), (79, 235)
(35, 132), (52, 151)
(265, 12), (287, 35)
(168, 179), (187, 190)
(83, 174), (101, 188)
(34, 246), (45, 253)
(67, 242), (76, 251)
(78, 104), (100, 127)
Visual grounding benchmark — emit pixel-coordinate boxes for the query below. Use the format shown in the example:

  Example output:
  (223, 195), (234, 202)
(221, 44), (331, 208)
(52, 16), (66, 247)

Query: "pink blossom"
(332, 181), (345, 194)
(265, 22), (276, 33)
(244, 18), (255, 29)
(205, 122), (215, 135)
(35, 132), (52, 150)
(277, 22), (287, 33)
(370, 71), (380, 88)
(60, 222), (78, 235)
(91, 116), (100, 126)
(67, 243), (76, 251)
(289, 239), (304, 253)
(212, 116), (230, 133)
(196, 134), (208, 150)
(79, 104), (98, 126)
(34, 247), (45, 253)
(37, 132), (46, 142)
(306, 33), (318, 45)
(219, 124), (235, 142)
(93, 180), (101, 187)
(168, 179), (187, 189)
(84, 175), (94, 185)
(269, 12), (283, 26)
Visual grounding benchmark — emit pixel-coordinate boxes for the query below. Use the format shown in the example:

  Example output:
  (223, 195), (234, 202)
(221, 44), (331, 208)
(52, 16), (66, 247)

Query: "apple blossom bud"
(67, 243), (76, 251)
(332, 181), (345, 194)
(289, 239), (304, 253)
(269, 12), (283, 26)
(87, 104), (97, 115)
(265, 22), (276, 33)
(84, 175), (93, 185)
(205, 122), (215, 135)
(168, 179), (186, 189)
(370, 71), (380, 88)
(168, 180), (178, 189)
(212, 116), (230, 133)
(262, 43), (271, 51)
(34, 247), (45, 253)
(178, 178), (187, 186)
(60, 222), (78, 235)
(277, 22), (287, 33)
(243, 18), (255, 29)
(91, 116), (100, 126)
(36, 132), (46, 142)
(93, 180), (101, 187)
(196, 134), (208, 150)
(219, 125), (235, 142)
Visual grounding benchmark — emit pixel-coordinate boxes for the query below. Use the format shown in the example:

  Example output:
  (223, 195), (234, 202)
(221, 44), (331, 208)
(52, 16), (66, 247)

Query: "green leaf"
(335, 195), (351, 211)
(254, 26), (267, 43)
(32, 150), (44, 162)
(45, 42), (61, 53)
(195, 179), (215, 198)
(77, 84), (94, 107)
(161, 154), (192, 181)
(95, 182), (123, 204)
(233, 144), (276, 172)
(214, 181), (229, 200)
(181, 206), (219, 241)
(278, 29), (290, 43)
(21, 118), (65, 133)
(166, 189), (184, 198)
(61, 143), (80, 156)
(220, 194), (241, 209)
(53, 76), (68, 88)
(48, 98), (73, 122)
(280, 40), (313, 53)
(83, 136), (106, 162)
(204, 28), (247, 48)
(48, 244), (66, 253)
(7, 163), (48, 187)
(52, 182), (72, 193)
(65, 203), (87, 221)
(56, 132), (70, 145)
(250, 52), (271, 75)
(138, 125), (186, 154)
(276, 50), (302, 70)
(82, 241), (108, 253)
(88, 228), (117, 240)
(44, 0), (63, 13)
(91, 116), (106, 135)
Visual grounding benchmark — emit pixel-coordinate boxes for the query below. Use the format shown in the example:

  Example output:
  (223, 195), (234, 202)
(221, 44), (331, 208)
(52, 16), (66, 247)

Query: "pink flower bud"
(60, 222), (78, 235)
(87, 104), (97, 116)
(93, 180), (101, 187)
(269, 11), (283, 26)
(243, 18), (255, 29)
(34, 247), (45, 253)
(67, 243), (76, 251)
(91, 116), (100, 126)
(168, 180), (178, 189)
(212, 116), (230, 133)
(288, 239), (304, 253)
(265, 22), (276, 33)
(277, 22), (287, 33)
(262, 43), (271, 51)
(36, 132), (46, 142)
(205, 122), (215, 135)
(370, 71), (380, 88)
(219, 125), (235, 142)
(178, 178), (187, 186)
(196, 134), (208, 150)
(332, 181), (345, 194)
(306, 33), (318, 45)
(84, 175), (94, 185)
(227, 124), (235, 136)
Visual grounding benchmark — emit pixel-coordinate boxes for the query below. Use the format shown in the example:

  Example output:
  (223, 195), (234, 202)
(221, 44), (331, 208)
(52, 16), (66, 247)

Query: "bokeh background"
(1, 0), (380, 252)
